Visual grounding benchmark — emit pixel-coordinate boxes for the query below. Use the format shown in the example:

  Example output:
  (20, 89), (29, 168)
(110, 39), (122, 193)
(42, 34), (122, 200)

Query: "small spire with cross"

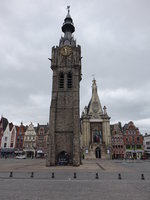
(92, 74), (96, 85)
(67, 5), (70, 14)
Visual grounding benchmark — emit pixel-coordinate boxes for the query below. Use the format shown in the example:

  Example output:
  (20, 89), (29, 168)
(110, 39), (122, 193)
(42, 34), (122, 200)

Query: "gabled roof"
(123, 121), (140, 134)
(15, 124), (27, 133)
(9, 122), (14, 131)
(1, 117), (9, 132)
(111, 122), (123, 135)
(36, 124), (49, 133)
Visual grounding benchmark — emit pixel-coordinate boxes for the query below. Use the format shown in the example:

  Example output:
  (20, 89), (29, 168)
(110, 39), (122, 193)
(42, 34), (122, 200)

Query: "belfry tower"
(46, 7), (81, 166)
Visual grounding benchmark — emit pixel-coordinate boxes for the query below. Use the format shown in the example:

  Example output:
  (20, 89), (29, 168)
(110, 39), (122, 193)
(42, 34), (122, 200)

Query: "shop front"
(1, 148), (15, 158)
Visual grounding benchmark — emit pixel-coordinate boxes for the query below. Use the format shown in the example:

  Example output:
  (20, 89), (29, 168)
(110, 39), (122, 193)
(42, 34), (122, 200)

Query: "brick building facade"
(123, 121), (144, 159)
(111, 123), (125, 159)
(36, 124), (48, 158)
(15, 123), (26, 155)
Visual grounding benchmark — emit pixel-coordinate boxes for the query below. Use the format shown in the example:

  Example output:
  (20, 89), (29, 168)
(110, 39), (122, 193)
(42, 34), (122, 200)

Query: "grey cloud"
(0, 0), (150, 133)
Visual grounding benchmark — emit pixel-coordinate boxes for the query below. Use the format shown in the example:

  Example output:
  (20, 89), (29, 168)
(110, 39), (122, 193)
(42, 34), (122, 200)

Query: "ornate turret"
(62, 6), (75, 34)
(60, 6), (76, 47)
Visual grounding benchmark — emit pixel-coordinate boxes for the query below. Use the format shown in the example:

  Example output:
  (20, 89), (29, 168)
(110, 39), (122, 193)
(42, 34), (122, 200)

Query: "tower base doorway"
(58, 151), (69, 165)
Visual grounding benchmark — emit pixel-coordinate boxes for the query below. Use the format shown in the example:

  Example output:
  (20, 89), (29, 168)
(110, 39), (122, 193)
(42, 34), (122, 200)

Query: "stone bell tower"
(46, 7), (82, 166)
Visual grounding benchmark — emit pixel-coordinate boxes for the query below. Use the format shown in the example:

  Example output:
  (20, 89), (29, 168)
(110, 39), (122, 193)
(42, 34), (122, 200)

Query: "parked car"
(16, 155), (26, 159)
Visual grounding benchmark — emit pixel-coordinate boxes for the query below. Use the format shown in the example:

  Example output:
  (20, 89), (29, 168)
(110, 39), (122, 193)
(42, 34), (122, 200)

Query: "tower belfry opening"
(46, 7), (82, 166)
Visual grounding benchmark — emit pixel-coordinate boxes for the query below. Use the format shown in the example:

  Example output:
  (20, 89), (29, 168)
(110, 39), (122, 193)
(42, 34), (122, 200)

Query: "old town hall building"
(46, 8), (81, 166)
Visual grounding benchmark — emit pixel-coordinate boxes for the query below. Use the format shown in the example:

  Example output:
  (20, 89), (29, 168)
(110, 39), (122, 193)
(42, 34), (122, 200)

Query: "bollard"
(95, 172), (99, 179)
(73, 172), (77, 179)
(118, 173), (122, 180)
(51, 172), (55, 179)
(141, 173), (145, 180)
(30, 172), (34, 178)
(9, 171), (13, 178)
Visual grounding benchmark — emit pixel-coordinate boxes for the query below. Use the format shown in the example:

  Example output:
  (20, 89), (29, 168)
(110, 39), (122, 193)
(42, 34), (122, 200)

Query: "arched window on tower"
(59, 72), (64, 88)
(67, 72), (72, 88)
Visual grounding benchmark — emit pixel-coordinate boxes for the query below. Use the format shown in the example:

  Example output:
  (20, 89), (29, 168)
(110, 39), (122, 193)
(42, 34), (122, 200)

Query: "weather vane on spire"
(67, 5), (70, 14)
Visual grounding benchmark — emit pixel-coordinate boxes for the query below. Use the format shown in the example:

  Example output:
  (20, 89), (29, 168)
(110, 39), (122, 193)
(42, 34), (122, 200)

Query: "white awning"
(37, 150), (43, 154)
(14, 151), (23, 153)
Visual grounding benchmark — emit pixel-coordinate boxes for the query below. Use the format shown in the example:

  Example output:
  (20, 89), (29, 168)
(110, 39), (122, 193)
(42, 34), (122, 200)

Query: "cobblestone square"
(0, 159), (150, 200)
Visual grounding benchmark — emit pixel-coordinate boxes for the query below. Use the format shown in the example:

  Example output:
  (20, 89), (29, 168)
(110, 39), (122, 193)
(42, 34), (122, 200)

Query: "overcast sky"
(0, 0), (150, 133)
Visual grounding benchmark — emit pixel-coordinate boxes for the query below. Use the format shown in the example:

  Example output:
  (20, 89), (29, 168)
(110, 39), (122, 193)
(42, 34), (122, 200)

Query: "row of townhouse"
(111, 121), (149, 159)
(1, 116), (149, 160)
(0, 117), (48, 158)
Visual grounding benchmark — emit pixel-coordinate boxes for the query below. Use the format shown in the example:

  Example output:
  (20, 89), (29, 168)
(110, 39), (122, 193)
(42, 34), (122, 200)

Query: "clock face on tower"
(60, 45), (72, 56)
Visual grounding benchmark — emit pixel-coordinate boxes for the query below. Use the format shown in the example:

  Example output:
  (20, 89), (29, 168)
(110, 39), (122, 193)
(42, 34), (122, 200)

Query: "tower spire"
(60, 6), (76, 46)
(67, 5), (70, 14)
(62, 6), (75, 34)
(87, 79), (103, 115)
(92, 78), (97, 94)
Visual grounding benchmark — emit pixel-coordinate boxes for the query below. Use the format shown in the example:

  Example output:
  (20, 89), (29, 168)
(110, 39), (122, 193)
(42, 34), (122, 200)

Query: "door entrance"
(95, 147), (101, 158)
(58, 151), (69, 165)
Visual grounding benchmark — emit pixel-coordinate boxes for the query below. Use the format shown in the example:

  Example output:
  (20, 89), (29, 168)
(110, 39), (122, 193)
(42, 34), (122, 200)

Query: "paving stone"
(0, 159), (150, 200)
